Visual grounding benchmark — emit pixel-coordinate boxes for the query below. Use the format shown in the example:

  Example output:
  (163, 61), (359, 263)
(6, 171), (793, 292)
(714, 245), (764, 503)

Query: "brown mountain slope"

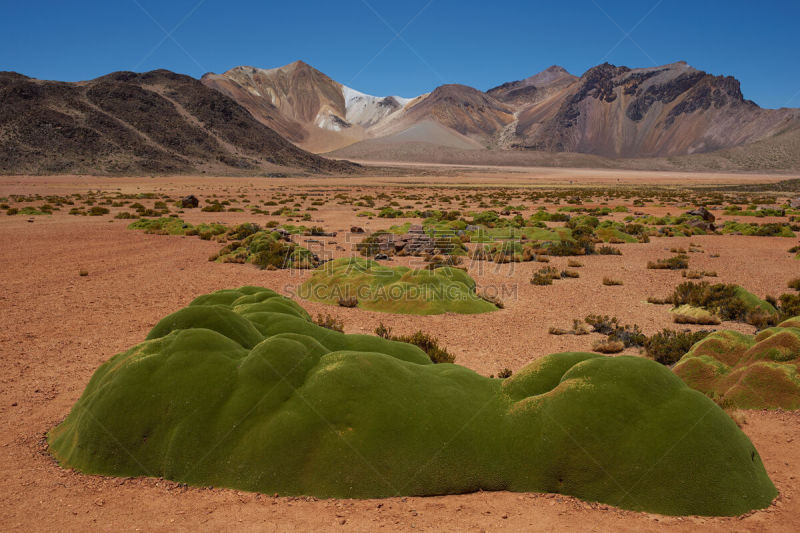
(0, 69), (358, 175)
(511, 62), (800, 157)
(371, 84), (514, 146)
(201, 61), (413, 153)
(487, 65), (578, 107)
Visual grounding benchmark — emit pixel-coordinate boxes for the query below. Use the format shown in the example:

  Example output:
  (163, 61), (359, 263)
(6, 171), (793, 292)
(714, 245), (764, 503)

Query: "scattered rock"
(374, 253), (390, 260)
(350, 226), (365, 233)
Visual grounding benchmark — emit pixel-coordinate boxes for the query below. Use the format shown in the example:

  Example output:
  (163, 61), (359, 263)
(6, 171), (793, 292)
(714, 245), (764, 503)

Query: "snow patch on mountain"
(341, 85), (414, 128)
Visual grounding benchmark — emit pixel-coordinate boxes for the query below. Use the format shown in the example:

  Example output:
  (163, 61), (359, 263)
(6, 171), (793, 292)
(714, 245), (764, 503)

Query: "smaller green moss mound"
(721, 221), (795, 237)
(128, 217), (226, 238)
(129, 219), (319, 269)
(670, 304), (720, 325)
(674, 316), (800, 409)
(212, 231), (320, 269)
(128, 217), (188, 235)
(299, 257), (498, 315)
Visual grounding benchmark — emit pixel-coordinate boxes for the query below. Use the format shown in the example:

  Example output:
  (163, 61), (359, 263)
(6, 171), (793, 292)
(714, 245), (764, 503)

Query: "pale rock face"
(341, 85), (412, 128)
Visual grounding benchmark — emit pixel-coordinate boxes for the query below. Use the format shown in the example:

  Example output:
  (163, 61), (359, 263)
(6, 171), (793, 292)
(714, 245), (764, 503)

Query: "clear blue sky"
(2, 0), (799, 109)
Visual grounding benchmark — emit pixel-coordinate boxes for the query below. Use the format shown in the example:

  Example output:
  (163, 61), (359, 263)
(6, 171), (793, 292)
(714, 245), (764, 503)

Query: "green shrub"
(670, 281), (777, 325)
(374, 323), (455, 364)
(645, 330), (711, 366)
(497, 368), (513, 379)
(596, 245), (622, 255)
(88, 206), (110, 216)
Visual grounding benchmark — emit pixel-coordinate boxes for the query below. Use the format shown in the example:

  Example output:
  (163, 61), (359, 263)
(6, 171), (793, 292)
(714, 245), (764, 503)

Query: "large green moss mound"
(674, 316), (800, 409)
(49, 287), (776, 516)
(299, 257), (497, 314)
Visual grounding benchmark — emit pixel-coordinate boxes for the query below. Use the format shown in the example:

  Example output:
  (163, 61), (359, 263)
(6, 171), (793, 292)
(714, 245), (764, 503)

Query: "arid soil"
(1, 170), (799, 531)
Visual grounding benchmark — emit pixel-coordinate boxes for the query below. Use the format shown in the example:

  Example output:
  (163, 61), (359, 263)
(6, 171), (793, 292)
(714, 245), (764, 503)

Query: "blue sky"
(2, 0), (799, 109)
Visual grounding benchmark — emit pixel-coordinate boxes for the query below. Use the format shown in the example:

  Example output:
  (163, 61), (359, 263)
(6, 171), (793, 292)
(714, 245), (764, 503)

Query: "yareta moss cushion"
(299, 257), (497, 314)
(674, 316), (800, 409)
(49, 287), (777, 516)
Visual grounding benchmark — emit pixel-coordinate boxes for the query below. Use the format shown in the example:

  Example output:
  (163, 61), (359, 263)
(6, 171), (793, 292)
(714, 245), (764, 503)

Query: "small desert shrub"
(531, 272), (552, 285)
(592, 340), (625, 354)
(567, 259), (583, 268)
(314, 313), (344, 332)
(788, 278), (800, 291)
(547, 239), (592, 256)
(375, 323), (455, 364)
(497, 368), (513, 379)
(560, 269), (580, 278)
(779, 293), (800, 320)
(645, 329), (711, 366)
(548, 319), (590, 336)
(531, 266), (559, 285)
(596, 245), (622, 256)
(584, 315), (646, 347)
(88, 206), (110, 216)
(602, 277), (623, 286)
(647, 254), (689, 270)
(79, 269), (88, 277)
(337, 296), (358, 308)
(647, 296), (673, 305)
(682, 270), (704, 279)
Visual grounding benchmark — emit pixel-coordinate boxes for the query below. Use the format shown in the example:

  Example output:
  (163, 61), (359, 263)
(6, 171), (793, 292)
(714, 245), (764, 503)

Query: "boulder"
(687, 218), (715, 232)
(350, 226), (365, 233)
(180, 195), (199, 208)
(686, 207), (715, 223)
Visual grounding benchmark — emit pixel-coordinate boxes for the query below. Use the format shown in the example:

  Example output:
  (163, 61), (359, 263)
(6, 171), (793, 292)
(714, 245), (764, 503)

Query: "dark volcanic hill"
(509, 62), (800, 157)
(0, 69), (359, 175)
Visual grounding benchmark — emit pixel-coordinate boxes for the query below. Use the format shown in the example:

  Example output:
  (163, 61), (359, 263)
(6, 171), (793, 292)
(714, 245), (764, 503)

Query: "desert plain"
(2, 166), (799, 532)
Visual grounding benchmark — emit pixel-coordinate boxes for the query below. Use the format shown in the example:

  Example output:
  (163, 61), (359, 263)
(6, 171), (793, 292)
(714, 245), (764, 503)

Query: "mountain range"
(2, 60), (799, 175)
(203, 60), (800, 163)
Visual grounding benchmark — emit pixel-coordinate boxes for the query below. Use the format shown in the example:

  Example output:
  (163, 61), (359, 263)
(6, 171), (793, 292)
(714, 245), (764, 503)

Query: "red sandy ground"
(1, 171), (799, 531)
